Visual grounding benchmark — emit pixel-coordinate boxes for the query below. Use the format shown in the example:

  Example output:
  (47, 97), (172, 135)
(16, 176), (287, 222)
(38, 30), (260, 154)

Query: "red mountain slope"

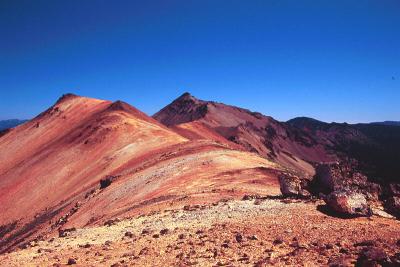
(0, 94), (282, 253)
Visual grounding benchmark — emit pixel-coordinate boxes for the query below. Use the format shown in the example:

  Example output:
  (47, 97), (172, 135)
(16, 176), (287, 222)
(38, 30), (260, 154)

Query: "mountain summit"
(153, 92), (208, 127)
(154, 93), (334, 175)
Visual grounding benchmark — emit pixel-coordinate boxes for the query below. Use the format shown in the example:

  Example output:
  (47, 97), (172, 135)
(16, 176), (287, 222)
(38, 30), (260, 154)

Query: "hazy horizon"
(1, 1), (399, 123)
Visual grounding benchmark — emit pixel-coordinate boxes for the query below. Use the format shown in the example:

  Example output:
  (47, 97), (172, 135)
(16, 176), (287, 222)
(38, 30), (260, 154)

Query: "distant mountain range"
(1, 113), (397, 132)
(0, 119), (28, 131)
(370, 121), (400, 126)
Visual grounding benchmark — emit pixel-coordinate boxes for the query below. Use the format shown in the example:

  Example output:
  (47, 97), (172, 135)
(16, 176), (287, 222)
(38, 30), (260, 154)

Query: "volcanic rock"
(160, 228), (169, 235)
(100, 175), (118, 189)
(278, 173), (311, 198)
(235, 233), (243, 243)
(273, 237), (284, 245)
(314, 163), (381, 201)
(58, 228), (76, 238)
(124, 231), (134, 238)
(324, 190), (371, 216)
(104, 218), (120, 226)
(356, 247), (388, 266)
(67, 258), (76, 265)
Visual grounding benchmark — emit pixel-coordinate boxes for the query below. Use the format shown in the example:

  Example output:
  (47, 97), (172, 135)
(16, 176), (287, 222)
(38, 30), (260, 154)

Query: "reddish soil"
(0, 198), (398, 266)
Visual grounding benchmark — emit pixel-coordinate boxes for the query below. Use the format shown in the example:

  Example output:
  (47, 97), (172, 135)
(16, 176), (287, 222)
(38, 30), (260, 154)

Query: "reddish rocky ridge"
(0, 93), (399, 266)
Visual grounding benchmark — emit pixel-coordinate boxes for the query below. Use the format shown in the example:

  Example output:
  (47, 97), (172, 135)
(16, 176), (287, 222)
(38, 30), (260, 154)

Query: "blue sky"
(0, 0), (399, 123)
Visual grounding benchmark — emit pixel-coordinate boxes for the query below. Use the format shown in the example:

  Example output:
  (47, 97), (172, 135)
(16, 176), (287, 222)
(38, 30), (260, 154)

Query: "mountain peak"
(55, 93), (79, 104)
(287, 117), (327, 129)
(107, 100), (133, 112)
(153, 92), (208, 126)
(179, 92), (192, 98)
(174, 92), (200, 103)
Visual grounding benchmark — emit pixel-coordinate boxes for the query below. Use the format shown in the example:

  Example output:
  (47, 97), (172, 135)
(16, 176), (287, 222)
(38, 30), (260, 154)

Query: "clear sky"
(0, 1), (399, 123)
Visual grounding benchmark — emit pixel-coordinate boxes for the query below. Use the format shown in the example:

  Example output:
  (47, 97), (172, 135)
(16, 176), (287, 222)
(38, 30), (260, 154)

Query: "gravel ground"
(1, 198), (399, 266)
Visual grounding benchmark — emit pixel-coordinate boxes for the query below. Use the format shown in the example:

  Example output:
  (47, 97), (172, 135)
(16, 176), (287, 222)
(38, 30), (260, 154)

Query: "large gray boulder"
(324, 190), (371, 216)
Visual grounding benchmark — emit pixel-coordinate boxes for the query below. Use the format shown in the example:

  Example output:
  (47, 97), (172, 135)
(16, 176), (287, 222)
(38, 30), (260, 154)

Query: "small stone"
(67, 258), (76, 265)
(273, 237), (283, 245)
(139, 247), (149, 255)
(221, 243), (229, 248)
(160, 228), (169, 235)
(141, 229), (150, 235)
(124, 231), (134, 238)
(178, 233), (185, 239)
(249, 235), (258, 240)
(58, 228), (76, 237)
(242, 195), (252, 200)
(325, 243), (334, 249)
(235, 233), (243, 243)
(104, 218), (120, 226)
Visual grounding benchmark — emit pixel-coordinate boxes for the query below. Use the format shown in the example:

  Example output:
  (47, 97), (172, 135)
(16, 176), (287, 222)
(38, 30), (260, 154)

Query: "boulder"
(314, 163), (381, 200)
(100, 175), (118, 189)
(356, 247), (389, 266)
(324, 190), (371, 216)
(278, 174), (310, 198)
(315, 163), (344, 193)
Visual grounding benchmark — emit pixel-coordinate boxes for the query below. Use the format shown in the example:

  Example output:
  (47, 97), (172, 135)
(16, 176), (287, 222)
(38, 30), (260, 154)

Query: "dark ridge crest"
(55, 93), (79, 104)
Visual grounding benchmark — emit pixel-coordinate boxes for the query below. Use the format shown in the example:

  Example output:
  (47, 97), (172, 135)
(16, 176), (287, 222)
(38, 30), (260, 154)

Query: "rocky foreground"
(1, 198), (399, 267)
